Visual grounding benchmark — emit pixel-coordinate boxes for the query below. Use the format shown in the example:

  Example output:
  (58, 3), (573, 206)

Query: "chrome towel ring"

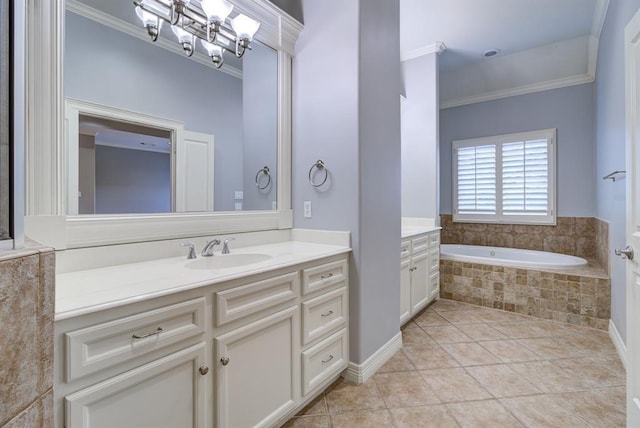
(255, 166), (271, 190)
(308, 160), (328, 187)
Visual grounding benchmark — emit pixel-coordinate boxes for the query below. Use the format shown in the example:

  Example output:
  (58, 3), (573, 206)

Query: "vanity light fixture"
(133, 0), (261, 64)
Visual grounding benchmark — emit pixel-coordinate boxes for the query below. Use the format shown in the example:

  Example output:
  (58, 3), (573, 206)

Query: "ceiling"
(400, 0), (610, 108)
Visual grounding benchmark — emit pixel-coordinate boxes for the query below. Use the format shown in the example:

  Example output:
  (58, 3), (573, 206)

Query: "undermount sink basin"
(185, 253), (272, 270)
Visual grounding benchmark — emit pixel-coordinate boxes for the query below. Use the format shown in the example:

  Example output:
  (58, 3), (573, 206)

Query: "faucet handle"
(180, 242), (197, 259)
(222, 238), (236, 254)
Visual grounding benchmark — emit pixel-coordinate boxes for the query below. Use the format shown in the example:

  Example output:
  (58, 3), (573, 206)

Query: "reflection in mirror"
(64, 0), (278, 214)
(78, 115), (172, 215)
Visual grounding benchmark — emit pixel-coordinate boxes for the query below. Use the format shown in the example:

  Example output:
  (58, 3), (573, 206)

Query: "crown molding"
(65, 0), (243, 79)
(401, 41), (447, 62)
(440, 73), (594, 109)
(588, 0), (610, 77)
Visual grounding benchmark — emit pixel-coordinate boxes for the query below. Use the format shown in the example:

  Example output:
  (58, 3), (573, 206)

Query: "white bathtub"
(440, 244), (588, 269)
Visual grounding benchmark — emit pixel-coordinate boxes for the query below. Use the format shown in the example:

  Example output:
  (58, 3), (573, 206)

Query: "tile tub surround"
(440, 215), (599, 259)
(595, 218), (610, 274)
(0, 245), (55, 428)
(283, 299), (625, 428)
(440, 260), (610, 329)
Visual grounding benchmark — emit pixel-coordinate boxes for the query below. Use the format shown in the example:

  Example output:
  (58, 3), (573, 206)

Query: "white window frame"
(452, 128), (556, 225)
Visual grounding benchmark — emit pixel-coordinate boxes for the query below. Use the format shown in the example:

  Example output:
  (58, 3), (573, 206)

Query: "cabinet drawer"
(302, 287), (347, 345)
(302, 329), (348, 396)
(412, 236), (430, 254)
(400, 240), (411, 259)
(65, 298), (205, 382)
(302, 259), (348, 295)
(429, 248), (440, 272)
(215, 272), (298, 326)
(428, 232), (440, 247)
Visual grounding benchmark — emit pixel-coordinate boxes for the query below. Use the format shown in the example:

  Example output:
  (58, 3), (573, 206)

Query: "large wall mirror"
(23, 0), (301, 249)
(65, 0), (278, 214)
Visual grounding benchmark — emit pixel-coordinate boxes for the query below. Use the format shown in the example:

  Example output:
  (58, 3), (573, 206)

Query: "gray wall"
(95, 146), (170, 214)
(242, 44), (278, 210)
(439, 83), (596, 217)
(401, 53), (439, 219)
(64, 11), (244, 211)
(595, 0), (640, 344)
(78, 135), (95, 214)
(293, 0), (401, 364)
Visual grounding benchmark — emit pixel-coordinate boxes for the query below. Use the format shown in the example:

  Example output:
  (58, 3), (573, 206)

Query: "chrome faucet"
(201, 238), (221, 257)
(180, 242), (197, 260)
(222, 238), (235, 254)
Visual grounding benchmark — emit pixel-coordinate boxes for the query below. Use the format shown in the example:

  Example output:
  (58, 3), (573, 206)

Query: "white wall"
(293, 0), (401, 364)
(440, 82), (596, 217)
(401, 53), (439, 219)
(595, 0), (640, 344)
(64, 11), (244, 211)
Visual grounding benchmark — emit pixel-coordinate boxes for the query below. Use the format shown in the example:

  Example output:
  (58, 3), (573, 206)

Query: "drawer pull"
(320, 273), (334, 279)
(321, 354), (334, 364)
(320, 310), (334, 318)
(220, 356), (230, 366)
(410, 267), (417, 272)
(199, 366), (209, 376)
(132, 327), (163, 339)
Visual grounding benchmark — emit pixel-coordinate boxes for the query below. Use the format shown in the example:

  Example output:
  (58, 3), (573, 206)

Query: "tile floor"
(284, 299), (626, 428)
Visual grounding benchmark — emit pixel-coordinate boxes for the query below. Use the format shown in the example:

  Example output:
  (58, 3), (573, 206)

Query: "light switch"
(235, 202), (242, 210)
(303, 201), (312, 218)
(234, 191), (244, 200)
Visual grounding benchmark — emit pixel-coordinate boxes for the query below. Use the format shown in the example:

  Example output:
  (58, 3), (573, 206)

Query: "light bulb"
(171, 24), (193, 44)
(200, 39), (225, 57)
(135, 6), (160, 28)
(229, 14), (260, 41)
(201, 0), (234, 23)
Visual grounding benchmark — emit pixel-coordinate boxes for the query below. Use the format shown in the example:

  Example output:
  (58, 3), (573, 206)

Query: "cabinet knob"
(220, 356), (230, 366)
(198, 366), (209, 376)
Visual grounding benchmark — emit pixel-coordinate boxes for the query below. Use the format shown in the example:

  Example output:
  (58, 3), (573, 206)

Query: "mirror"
(64, 0), (278, 214)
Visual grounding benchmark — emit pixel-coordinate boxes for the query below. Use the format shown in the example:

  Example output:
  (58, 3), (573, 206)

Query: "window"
(452, 129), (556, 225)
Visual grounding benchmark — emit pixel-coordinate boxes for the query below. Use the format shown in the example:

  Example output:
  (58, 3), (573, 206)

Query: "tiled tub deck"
(439, 260), (610, 330)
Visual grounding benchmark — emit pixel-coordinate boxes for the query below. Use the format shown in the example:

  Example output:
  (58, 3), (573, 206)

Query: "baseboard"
(342, 332), (402, 384)
(608, 318), (627, 370)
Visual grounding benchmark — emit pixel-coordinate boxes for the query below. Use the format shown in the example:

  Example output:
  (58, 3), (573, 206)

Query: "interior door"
(624, 8), (640, 426)
(175, 130), (215, 212)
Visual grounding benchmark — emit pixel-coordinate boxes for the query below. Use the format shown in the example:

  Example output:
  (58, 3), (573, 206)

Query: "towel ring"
(255, 166), (271, 190)
(308, 160), (328, 188)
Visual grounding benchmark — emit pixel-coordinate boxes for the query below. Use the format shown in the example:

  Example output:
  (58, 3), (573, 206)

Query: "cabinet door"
(215, 306), (299, 428)
(400, 258), (412, 324)
(65, 343), (206, 428)
(410, 252), (430, 315)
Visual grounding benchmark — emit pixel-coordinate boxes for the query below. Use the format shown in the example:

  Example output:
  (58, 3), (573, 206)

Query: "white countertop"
(56, 241), (350, 321)
(401, 226), (441, 239)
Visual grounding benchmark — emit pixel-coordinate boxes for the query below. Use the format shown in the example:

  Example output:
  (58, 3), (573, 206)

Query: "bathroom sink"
(185, 253), (272, 270)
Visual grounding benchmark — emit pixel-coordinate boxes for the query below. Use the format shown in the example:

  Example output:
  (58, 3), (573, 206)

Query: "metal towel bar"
(602, 170), (626, 182)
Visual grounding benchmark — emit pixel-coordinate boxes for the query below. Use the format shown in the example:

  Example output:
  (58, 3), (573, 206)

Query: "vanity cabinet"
(54, 253), (349, 428)
(401, 230), (440, 325)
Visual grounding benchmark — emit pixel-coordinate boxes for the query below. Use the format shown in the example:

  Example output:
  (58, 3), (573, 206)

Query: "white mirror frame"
(24, 0), (302, 250)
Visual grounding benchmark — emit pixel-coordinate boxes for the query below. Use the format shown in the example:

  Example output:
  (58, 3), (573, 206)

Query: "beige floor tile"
(414, 310), (451, 327)
(440, 342), (503, 366)
(499, 394), (591, 427)
(552, 356), (625, 388)
(330, 410), (394, 427)
(402, 320), (421, 330)
(562, 333), (618, 356)
(471, 308), (535, 324)
(446, 399), (524, 428)
(295, 394), (327, 416)
(455, 323), (508, 341)
(422, 325), (473, 343)
(509, 360), (587, 393)
(479, 340), (542, 363)
(517, 337), (585, 359)
(282, 416), (330, 428)
(438, 310), (486, 325)
(419, 368), (492, 403)
(377, 350), (416, 373)
(324, 379), (386, 414)
(554, 387), (626, 428)
(490, 322), (549, 339)
(402, 343), (461, 370)
(373, 371), (440, 408)
(465, 364), (541, 398)
(402, 327), (438, 345)
(389, 405), (461, 428)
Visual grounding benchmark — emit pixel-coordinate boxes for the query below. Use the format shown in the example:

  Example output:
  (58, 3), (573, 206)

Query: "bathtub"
(440, 244), (588, 269)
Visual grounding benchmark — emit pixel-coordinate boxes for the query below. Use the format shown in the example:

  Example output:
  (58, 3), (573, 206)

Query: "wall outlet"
(303, 201), (312, 218)
(235, 202), (242, 211)
(272, 201), (277, 210)
(234, 191), (244, 200)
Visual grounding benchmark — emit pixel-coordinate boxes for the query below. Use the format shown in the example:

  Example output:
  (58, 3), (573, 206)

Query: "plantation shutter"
(502, 139), (549, 216)
(456, 144), (496, 214)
